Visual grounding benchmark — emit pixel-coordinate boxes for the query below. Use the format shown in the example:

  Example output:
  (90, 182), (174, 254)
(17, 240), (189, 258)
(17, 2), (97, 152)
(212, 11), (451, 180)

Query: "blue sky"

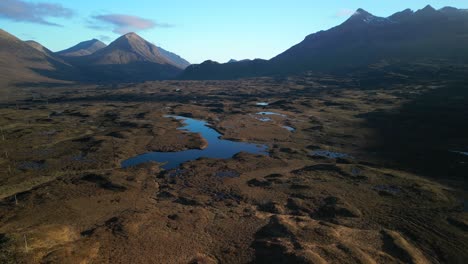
(1, 0), (467, 63)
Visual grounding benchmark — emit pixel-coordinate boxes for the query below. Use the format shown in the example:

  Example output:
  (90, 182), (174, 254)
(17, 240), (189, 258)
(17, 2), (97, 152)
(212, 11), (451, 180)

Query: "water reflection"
(122, 116), (269, 170)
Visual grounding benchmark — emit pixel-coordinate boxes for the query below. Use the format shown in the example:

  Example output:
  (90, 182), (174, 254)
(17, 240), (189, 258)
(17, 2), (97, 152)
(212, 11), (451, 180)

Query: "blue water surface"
(122, 116), (269, 170)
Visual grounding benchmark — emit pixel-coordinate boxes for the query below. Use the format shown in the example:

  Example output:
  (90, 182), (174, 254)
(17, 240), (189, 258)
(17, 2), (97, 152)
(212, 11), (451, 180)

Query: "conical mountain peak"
(73, 32), (190, 73)
(422, 5), (436, 11)
(109, 32), (153, 52)
(124, 32), (138, 37)
(110, 32), (149, 49)
(416, 4), (438, 15)
(120, 32), (143, 41)
(58, 39), (107, 57)
(89, 32), (186, 68)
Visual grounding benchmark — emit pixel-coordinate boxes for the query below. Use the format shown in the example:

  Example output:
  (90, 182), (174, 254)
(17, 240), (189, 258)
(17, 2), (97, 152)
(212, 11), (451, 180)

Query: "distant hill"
(68, 33), (188, 82)
(2, 5), (467, 84)
(25, 40), (71, 66)
(57, 39), (107, 57)
(268, 5), (468, 74)
(85, 33), (174, 65)
(157, 46), (190, 69)
(0, 30), (191, 84)
(0, 29), (74, 86)
(182, 59), (269, 80)
(55, 33), (190, 69)
(227, 59), (250, 63)
(180, 5), (468, 80)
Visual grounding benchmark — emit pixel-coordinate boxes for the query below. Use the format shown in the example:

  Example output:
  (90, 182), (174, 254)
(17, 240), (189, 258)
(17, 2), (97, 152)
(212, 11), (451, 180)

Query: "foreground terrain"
(0, 68), (467, 263)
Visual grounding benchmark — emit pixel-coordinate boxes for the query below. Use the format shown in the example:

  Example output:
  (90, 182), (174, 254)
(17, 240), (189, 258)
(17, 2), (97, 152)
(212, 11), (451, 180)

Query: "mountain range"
(0, 30), (191, 85)
(1, 5), (467, 84)
(61, 33), (190, 82)
(181, 5), (468, 79)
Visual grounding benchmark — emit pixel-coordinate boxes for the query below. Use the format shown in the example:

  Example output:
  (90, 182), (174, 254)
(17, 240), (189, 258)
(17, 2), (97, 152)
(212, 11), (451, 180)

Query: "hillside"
(68, 33), (187, 82)
(57, 39), (107, 57)
(180, 6), (468, 79)
(0, 29), (74, 86)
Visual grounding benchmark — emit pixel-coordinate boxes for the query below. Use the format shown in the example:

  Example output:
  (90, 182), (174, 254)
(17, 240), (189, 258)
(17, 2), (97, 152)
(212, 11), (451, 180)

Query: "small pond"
(309, 150), (352, 159)
(122, 116), (268, 170)
(256, 111), (287, 117)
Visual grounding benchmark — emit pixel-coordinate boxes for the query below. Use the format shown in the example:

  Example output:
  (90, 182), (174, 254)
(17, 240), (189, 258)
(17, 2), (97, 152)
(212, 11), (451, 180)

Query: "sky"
(1, 0), (467, 63)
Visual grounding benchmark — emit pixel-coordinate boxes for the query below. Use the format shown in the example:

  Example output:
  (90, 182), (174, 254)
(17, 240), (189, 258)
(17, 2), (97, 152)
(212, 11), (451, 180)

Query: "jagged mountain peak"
(344, 8), (389, 25)
(388, 8), (414, 21)
(181, 5), (468, 80)
(422, 5), (436, 11)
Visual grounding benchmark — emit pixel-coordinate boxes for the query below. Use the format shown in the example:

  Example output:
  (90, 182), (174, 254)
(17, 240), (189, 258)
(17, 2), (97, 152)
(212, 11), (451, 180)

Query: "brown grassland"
(0, 68), (467, 263)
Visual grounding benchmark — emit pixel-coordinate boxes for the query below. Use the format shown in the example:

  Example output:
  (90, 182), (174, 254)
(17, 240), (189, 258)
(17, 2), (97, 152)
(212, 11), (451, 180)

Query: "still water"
(122, 116), (269, 170)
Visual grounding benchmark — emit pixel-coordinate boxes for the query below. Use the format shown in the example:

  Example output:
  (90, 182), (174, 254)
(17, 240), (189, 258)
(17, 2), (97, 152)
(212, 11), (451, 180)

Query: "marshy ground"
(0, 69), (467, 263)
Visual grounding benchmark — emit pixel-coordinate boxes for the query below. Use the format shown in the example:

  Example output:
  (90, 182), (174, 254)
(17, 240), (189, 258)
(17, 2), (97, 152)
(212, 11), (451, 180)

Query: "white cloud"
(90, 14), (173, 34)
(0, 0), (74, 26)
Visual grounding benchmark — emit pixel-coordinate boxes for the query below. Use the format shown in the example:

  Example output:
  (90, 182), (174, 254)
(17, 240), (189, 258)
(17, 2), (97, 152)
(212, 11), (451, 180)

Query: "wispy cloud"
(97, 35), (111, 42)
(89, 14), (173, 34)
(334, 9), (356, 18)
(0, 0), (74, 26)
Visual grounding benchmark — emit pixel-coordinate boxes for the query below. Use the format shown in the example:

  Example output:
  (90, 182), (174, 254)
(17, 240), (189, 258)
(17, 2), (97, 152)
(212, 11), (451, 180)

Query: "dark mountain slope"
(181, 59), (269, 80)
(180, 6), (468, 80)
(270, 5), (468, 74)
(157, 46), (191, 69)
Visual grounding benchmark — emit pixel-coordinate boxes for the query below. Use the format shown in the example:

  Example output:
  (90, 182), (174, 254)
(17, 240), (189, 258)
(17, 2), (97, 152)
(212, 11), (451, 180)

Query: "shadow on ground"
(362, 81), (468, 186)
